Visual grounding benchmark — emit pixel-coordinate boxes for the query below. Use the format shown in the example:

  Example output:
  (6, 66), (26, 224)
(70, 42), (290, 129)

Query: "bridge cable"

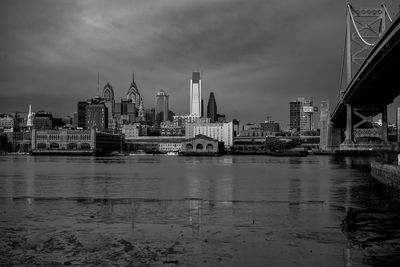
(337, 22), (347, 102)
(347, 3), (375, 46)
(382, 4), (393, 22)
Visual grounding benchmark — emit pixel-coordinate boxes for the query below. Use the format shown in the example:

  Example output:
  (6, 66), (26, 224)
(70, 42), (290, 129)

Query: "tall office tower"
(190, 72), (202, 117)
(290, 97), (313, 135)
(102, 83), (115, 128)
(299, 97), (313, 135)
(126, 72), (145, 121)
(319, 101), (330, 150)
(155, 89), (169, 123)
(27, 104), (33, 127)
(77, 101), (88, 128)
(289, 99), (301, 131)
(127, 72), (141, 105)
(86, 103), (108, 130)
(207, 92), (217, 122)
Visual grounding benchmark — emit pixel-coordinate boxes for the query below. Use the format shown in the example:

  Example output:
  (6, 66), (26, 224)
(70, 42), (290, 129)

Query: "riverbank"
(371, 160), (400, 189)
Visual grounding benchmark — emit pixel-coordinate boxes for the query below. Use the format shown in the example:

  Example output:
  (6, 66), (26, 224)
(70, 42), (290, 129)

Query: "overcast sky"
(0, 0), (399, 125)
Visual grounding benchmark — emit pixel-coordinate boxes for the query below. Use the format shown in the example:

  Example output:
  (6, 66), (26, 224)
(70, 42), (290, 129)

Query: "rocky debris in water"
(0, 229), (188, 266)
(342, 208), (400, 266)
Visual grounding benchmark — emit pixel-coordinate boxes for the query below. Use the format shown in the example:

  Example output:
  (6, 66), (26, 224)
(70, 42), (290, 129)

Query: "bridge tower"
(341, 2), (391, 147)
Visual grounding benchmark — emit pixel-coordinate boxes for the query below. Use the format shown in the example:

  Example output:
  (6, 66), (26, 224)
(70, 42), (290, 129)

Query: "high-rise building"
(299, 97), (313, 135)
(127, 72), (141, 105)
(190, 72), (202, 117)
(126, 72), (145, 122)
(86, 103), (108, 130)
(27, 105), (33, 127)
(155, 89), (169, 123)
(289, 99), (301, 131)
(207, 92), (217, 122)
(77, 101), (88, 128)
(290, 97), (313, 135)
(102, 83), (115, 128)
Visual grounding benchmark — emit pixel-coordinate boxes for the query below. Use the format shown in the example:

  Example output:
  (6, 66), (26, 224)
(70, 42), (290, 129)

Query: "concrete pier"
(371, 160), (400, 189)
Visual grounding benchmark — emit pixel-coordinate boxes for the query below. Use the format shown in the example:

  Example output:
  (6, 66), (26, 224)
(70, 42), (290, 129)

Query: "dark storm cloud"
(0, 0), (398, 124)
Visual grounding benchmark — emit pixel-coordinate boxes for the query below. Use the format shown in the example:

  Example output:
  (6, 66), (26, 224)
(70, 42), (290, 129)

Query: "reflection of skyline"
(182, 158), (234, 201)
(0, 155), (390, 266)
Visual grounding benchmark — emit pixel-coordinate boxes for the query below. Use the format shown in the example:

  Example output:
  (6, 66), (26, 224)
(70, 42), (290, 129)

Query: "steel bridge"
(328, 3), (400, 150)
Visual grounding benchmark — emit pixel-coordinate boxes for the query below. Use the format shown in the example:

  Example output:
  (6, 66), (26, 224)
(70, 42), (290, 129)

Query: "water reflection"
(0, 155), (395, 266)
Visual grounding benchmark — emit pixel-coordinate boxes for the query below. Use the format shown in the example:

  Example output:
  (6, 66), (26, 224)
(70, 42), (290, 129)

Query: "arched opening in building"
(186, 144), (193, 151)
(196, 144), (203, 151)
(50, 143), (59, 149)
(68, 143), (77, 150)
(206, 144), (213, 152)
(81, 143), (91, 150)
(37, 143), (47, 149)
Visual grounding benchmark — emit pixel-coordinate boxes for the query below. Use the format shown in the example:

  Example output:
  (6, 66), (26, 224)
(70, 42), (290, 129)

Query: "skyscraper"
(289, 99), (301, 131)
(77, 101), (88, 129)
(290, 97), (313, 135)
(27, 104), (33, 127)
(126, 72), (145, 122)
(155, 89), (169, 123)
(102, 83), (115, 128)
(86, 103), (108, 130)
(127, 72), (141, 105)
(207, 92), (217, 123)
(299, 97), (313, 135)
(190, 72), (202, 117)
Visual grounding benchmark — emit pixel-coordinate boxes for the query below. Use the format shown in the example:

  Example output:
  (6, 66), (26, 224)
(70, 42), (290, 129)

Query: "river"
(0, 155), (399, 266)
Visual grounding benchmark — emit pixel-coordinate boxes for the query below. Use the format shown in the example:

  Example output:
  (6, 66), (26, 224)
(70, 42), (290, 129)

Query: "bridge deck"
(331, 13), (400, 127)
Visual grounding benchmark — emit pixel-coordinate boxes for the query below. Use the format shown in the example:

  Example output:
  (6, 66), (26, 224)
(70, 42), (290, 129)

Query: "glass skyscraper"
(190, 72), (202, 117)
(155, 89), (169, 123)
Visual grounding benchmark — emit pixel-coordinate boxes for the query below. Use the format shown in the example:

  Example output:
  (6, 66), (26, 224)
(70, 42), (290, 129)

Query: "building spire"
(97, 72), (100, 95)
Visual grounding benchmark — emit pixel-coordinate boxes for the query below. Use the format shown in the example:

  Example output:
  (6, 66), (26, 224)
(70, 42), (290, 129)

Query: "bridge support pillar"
(382, 104), (388, 143)
(327, 122), (342, 150)
(343, 103), (354, 144)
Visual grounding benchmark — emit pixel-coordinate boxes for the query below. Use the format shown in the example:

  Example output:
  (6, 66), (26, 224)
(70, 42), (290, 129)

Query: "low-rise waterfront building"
(233, 136), (266, 154)
(158, 142), (182, 152)
(125, 136), (185, 153)
(31, 128), (123, 155)
(181, 134), (223, 156)
(185, 121), (233, 148)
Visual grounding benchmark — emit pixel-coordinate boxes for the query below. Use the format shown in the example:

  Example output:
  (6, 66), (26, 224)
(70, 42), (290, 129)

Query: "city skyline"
(0, 0), (399, 125)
